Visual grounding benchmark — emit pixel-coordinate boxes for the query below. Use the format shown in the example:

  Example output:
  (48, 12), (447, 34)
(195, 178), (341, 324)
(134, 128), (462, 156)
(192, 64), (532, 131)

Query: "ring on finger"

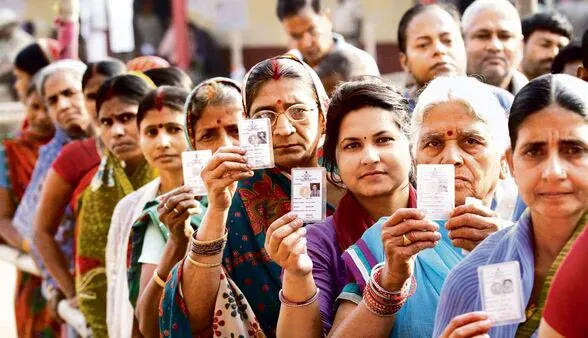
(164, 202), (170, 211)
(174, 208), (181, 215)
(402, 234), (411, 246)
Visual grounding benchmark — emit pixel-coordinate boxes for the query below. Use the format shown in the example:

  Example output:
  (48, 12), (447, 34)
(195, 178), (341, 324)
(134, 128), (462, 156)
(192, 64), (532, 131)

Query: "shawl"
(75, 151), (156, 338)
(340, 215), (463, 337)
(433, 211), (587, 337)
(105, 178), (160, 338)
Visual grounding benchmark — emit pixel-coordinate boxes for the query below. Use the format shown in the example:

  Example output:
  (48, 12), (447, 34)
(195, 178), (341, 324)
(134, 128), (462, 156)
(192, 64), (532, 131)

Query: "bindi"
(158, 123), (164, 129)
(447, 131), (453, 136)
(276, 99), (284, 110)
(216, 119), (221, 124)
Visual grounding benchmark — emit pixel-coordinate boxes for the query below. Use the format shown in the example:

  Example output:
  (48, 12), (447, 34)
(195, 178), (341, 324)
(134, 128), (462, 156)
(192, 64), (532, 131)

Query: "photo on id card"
(238, 117), (274, 170)
(291, 168), (326, 223)
(181, 150), (212, 196)
(477, 261), (526, 326)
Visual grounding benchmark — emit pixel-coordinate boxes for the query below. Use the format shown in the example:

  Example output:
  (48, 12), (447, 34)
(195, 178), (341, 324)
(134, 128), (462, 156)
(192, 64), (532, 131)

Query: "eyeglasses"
(251, 104), (317, 127)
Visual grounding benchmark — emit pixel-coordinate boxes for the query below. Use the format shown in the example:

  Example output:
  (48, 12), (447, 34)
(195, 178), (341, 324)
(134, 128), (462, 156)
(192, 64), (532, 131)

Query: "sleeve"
(137, 221), (167, 265)
(0, 145), (11, 190)
(542, 228), (588, 338)
(51, 142), (79, 183)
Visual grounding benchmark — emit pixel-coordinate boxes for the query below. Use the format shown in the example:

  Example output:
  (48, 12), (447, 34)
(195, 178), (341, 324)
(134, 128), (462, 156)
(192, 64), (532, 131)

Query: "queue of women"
(2, 2), (588, 338)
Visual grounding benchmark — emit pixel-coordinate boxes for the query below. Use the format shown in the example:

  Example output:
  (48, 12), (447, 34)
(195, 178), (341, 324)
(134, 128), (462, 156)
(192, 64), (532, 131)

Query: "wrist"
(282, 271), (316, 303)
(381, 264), (411, 292)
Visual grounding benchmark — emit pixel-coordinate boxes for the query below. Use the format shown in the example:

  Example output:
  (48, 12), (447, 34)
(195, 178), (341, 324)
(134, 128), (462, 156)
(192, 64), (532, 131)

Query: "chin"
(275, 152), (311, 169)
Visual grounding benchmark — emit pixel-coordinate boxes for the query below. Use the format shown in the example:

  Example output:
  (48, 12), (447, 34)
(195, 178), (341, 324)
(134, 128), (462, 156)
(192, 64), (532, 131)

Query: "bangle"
(279, 288), (320, 307)
(152, 270), (166, 288)
(190, 230), (228, 256)
(21, 239), (30, 253)
(186, 254), (222, 268)
(362, 264), (417, 317)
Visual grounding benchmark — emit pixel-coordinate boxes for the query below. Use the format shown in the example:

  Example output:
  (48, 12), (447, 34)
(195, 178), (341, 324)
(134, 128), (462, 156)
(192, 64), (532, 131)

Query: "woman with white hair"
(322, 76), (513, 337)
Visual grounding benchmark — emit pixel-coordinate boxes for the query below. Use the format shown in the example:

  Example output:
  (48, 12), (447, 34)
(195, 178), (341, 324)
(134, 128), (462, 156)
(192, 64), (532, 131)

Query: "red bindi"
(447, 131), (454, 136)
(216, 119), (221, 124)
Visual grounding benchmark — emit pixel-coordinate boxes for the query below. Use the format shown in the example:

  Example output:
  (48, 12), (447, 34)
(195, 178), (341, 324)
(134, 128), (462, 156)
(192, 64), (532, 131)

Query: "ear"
(578, 65), (586, 81)
(319, 112), (326, 134)
(499, 153), (509, 180)
(399, 52), (410, 73)
(505, 148), (515, 180)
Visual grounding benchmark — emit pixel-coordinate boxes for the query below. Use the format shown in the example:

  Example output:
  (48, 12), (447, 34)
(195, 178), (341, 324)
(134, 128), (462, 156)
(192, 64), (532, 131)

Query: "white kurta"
(105, 178), (160, 338)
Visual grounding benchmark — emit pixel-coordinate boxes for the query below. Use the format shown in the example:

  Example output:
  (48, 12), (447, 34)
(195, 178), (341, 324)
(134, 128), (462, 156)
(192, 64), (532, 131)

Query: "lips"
(112, 141), (135, 152)
(483, 56), (506, 65)
(274, 144), (300, 150)
(431, 62), (454, 71)
(155, 154), (179, 162)
(538, 191), (573, 199)
(359, 170), (386, 179)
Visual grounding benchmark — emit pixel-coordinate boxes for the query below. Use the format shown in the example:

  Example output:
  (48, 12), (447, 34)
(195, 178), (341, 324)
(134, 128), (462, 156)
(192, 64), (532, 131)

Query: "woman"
(75, 74), (157, 337)
(123, 78), (244, 338)
(33, 59), (125, 312)
(435, 74), (588, 337)
(144, 66), (194, 90)
(158, 54), (330, 337)
(12, 39), (60, 103)
(0, 83), (58, 337)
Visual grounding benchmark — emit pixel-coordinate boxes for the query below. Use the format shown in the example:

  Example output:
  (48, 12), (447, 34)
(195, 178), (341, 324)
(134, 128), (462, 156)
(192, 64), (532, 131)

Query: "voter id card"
(238, 118), (274, 170)
(181, 150), (212, 196)
(478, 261), (526, 326)
(291, 168), (326, 223)
(416, 164), (455, 220)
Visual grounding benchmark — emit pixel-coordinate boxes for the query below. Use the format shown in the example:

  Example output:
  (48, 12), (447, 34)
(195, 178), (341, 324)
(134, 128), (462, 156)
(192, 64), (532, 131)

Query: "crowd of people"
(1, 0), (588, 337)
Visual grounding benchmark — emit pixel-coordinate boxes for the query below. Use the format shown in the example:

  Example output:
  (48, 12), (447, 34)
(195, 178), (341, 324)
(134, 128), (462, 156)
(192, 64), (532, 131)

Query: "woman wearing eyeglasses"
(158, 55), (333, 337)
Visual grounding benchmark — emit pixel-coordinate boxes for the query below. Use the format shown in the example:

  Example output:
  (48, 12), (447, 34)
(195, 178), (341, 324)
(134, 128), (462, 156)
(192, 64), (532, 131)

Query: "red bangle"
(362, 264), (417, 317)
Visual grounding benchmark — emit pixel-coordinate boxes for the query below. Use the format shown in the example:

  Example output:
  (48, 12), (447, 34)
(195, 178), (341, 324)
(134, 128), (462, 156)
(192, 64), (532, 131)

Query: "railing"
(0, 245), (92, 338)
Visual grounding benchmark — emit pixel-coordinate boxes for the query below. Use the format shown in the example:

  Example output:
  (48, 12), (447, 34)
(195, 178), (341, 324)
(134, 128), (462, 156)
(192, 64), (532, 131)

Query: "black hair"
(276, 0), (320, 21)
(14, 43), (51, 76)
(95, 74), (153, 116)
(551, 42), (582, 74)
(582, 29), (588, 67)
(509, 74), (587, 149)
(323, 79), (411, 186)
(81, 60), (126, 89)
(143, 67), (193, 90)
(521, 11), (573, 42)
(137, 86), (189, 126)
(315, 49), (353, 81)
(397, 3), (460, 54)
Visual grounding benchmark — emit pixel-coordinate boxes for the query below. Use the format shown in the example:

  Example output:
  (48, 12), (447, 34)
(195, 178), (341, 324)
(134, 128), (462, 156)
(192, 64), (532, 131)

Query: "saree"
(76, 151), (156, 338)
(340, 215), (464, 337)
(127, 194), (207, 307)
(0, 134), (60, 338)
(160, 168), (328, 337)
(433, 210), (587, 337)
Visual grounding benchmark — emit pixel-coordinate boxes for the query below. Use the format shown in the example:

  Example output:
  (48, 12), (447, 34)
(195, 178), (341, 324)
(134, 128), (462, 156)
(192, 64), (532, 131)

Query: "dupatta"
(340, 188), (464, 338)
(75, 151), (156, 337)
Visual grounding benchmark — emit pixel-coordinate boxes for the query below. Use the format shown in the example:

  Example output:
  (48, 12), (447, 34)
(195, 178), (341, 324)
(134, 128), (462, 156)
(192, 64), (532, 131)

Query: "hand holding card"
(182, 150), (213, 196)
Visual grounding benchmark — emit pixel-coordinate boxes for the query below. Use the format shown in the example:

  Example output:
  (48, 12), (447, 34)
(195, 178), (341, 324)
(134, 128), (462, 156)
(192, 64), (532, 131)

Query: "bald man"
(462, 0), (528, 95)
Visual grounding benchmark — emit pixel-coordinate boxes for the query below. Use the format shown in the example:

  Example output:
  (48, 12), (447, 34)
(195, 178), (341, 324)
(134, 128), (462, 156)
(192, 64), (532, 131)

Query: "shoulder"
(114, 179), (159, 214)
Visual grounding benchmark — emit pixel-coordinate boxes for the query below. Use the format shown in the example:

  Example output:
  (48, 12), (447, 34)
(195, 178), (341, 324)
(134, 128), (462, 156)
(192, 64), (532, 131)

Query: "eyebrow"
(196, 123), (238, 134)
(340, 130), (392, 143)
(458, 130), (488, 139)
(252, 101), (299, 115)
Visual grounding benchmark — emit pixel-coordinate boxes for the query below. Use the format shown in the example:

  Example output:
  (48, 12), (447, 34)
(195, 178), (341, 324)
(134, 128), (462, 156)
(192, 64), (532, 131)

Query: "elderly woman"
(434, 74), (588, 337)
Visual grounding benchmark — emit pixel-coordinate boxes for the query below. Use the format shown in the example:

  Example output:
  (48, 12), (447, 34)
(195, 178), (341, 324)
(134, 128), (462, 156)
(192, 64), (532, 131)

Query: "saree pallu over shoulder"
(340, 218), (464, 338)
(433, 211), (588, 338)
(76, 151), (156, 337)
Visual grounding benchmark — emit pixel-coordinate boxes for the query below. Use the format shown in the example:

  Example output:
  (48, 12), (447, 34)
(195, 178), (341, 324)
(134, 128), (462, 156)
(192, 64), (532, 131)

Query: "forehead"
(466, 9), (521, 34)
(339, 107), (401, 138)
(282, 6), (321, 32)
(141, 106), (183, 127)
(99, 96), (138, 118)
(407, 8), (460, 40)
(516, 105), (588, 142)
(44, 70), (82, 97)
(419, 101), (489, 135)
(196, 102), (244, 130)
(250, 78), (316, 112)
(528, 30), (569, 43)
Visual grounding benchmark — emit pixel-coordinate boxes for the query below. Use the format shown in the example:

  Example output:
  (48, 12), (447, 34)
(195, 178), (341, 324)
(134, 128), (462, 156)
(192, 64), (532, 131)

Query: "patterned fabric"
(433, 211), (586, 337)
(75, 151), (156, 337)
(340, 211), (463, 338)
(160, 168), (334, 337)
(126, 196), (207, 307)
(126, 55), (170, 72)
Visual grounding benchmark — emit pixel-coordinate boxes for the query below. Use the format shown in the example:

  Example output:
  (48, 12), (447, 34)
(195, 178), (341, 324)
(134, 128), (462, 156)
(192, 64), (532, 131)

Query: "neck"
(531, 210), (584, 265)
(159, 169), (183, 194)
(500, 73), (514, 91)
(123, 157), (143, 176)
(355, 183), (410, 221)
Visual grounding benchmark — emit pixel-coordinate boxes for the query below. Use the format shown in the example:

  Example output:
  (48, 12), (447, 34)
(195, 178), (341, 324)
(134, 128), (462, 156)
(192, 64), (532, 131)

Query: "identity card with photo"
(416, 164), (455, 220)
(477, 261), (526, 326)
(181, 150), (212, 196)
(238, 118), (274, 170)
(291, 168), (326, 223)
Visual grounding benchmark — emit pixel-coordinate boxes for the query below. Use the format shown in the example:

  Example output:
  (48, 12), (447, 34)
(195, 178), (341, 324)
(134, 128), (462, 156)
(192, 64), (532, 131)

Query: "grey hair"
(35, 59), (87, 96)
(411, 76), (510, 156)
(462, 0), (521, 34)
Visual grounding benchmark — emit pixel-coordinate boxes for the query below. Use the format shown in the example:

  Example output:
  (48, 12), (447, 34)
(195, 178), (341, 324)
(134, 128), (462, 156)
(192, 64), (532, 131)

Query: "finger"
(451, 204), (496, 218)
(266, 213), (298, 246)
(386, 208), (426, 228)
(404, 230), (442, 244)
(446, 213), (500, 231)
(448, 227), (490, 242)
(204, 151), (247, 172)
(175, 199), (199, 214)
(441, 312), (489, 337)
(166, 192), (197, 208)
(209, 161), (251, 179)
(399, 240), (438, 257)
(275, 227), (306, 263)
(383, 219), (439, 237)
(268, 219), (304, 254)
(159, 185), (193, 202)
(450, 319), (492, 338)
(451, 239), (477, 252)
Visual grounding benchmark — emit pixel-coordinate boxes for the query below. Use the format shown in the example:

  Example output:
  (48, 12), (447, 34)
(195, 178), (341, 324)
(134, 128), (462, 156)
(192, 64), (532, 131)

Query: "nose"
(56, 95), (70, 111)
(273, 114), (295, 137)
(111, 121), (125, 137)
(440, 143), (463, 167)
(157, 132), (171, 149)
(361, 144), (380, 165)
(487, 34), (503, 52)
(432, 38), (448, 56)
(542, 153), (567, 181)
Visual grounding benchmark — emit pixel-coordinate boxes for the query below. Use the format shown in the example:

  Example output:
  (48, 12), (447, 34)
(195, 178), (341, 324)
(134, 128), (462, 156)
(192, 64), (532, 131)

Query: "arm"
(538, 319), (565, 338)
(136, 186), (197, 338)
(0, 187), (25, 250)
(56, 0), (80, 59)
(330, 209), (440, 337)
(180, 146), (253, 332)
(33, 169), (76, 299)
